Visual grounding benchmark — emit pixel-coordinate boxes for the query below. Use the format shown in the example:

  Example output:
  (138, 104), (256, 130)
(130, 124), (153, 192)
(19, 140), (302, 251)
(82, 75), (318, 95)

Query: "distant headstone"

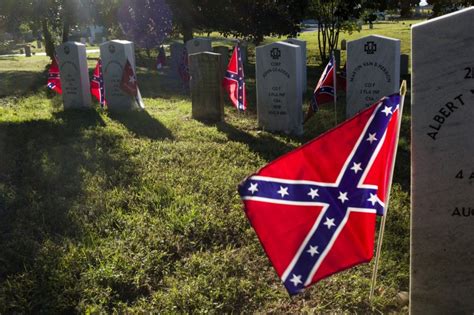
(56, 41), (91, 108)
(36, 40), (42, 49)
(333, 49), (341, 69)
(400, 54), (409, 76)
(411, 7), (474, 314)
(170, 42), (185, 71)
(88, 37), (94, 45)
(80, 37), (86, 44)
(186, 38), (212, 55)
(341, 39), (347, 50)
(346, 35), (400, 118)
(240, 41), (248, 64)
(100, 40), (139, 110)
(102, 37), (106, 43)
(284, 38), (307, 93)
(213, 45), (229, 78)
(24, 45), (31, 57)
(189, 52), (224, 123)
(256, 42), (303, 135)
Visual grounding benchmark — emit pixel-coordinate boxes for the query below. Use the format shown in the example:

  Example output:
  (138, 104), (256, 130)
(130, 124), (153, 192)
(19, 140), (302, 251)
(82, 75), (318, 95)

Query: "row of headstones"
(56, 40), (140, 110)
(167, 38), (248, 77)
(192, 34), (402, 135)
(186, 38), (308, 125)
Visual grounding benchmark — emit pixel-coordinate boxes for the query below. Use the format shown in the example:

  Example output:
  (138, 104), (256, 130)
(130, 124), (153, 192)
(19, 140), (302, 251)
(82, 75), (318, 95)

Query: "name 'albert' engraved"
(426, 93), (466, 141)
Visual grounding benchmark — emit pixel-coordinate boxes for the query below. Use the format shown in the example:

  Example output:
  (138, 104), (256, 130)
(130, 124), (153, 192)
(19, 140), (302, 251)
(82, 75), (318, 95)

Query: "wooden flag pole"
(369, 80), (407, 302)
(332, 51), (337, 126)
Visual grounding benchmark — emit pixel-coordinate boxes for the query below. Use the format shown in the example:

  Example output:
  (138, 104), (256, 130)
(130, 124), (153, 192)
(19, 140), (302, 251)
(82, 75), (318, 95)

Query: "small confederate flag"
(223, 43), (246, 111)
(178, 47), (190, 84)
(238, 93), (403, 295)
(120, 59), (145, 109)
(120, 59), (138, 96)
(47, 56), (62, 94)
(305, 55), (336, 122)
(156, 46), (166, 70)
(91, 58), (106, 108)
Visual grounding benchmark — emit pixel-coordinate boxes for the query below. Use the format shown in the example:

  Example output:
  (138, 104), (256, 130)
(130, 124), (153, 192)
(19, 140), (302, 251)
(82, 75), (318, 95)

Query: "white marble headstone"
(346, 35), (400, 118)
(284, 38), (307, 93)
(56, 42), (91, 109)
(411, 7), (474, 314)
(100, 40), (139, 110)
(256, 42), (303, 135)
(186, 38), (212, 55)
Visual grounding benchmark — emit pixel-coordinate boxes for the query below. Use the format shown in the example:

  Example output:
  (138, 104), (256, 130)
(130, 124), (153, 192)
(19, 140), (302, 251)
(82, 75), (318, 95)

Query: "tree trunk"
(42, 19), (55, 59)
(62, 20), (69, 43)
(182, 23), (193, 43)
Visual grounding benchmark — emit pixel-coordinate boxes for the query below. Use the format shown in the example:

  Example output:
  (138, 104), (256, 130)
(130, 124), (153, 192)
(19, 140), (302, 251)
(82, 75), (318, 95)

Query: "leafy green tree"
(166, 0), (307, 44)
(0, 0), (98, 58)
(212, 0), (308, 44)
(308, 0), (362, 62)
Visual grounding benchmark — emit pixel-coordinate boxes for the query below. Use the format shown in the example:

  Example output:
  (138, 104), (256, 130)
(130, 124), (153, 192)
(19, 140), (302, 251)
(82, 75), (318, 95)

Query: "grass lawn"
(0, 20), (416, 313)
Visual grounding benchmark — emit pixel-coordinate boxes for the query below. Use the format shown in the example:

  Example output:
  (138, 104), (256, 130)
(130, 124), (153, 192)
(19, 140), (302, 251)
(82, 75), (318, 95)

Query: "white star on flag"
(307, 188), (319, 199)
(366, 133), (377, 144)
(381, 106), (393, 116)
(323, 217), (336, 229)
(350, 162), (363, 174)
(248, 183), (258, 194)
(306, 245), (319, 257)
(277, 186), (289, 198)
(337, 191), (349, 204)
(129, 75), (136, 84)
(368, 193), (379, 206)
(290, 274), (302, 286)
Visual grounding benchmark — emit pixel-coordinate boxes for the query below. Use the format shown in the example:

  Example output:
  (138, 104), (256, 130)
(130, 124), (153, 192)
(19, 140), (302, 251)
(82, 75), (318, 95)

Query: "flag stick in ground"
(369, 80), (407, 302)
(332, 51), (337, 126)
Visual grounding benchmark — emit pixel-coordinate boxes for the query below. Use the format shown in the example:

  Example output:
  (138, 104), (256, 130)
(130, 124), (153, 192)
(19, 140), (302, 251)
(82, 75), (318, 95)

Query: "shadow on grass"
(0, 109), (141, 311)
(108, 109), (174, 140)
(216, 121), (297, 162)
(136, 67), (190, 101)
(0, 70), (46, 97)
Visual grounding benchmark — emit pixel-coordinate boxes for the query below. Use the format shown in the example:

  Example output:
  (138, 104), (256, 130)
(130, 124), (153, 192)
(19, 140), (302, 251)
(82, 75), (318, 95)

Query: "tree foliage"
(0, 0), (96, 58)
(165, 0), (307, 44)
(117, 0), (173, 50)
(308, 0), (362, 62)
(427, 0), (474, 16)
(212, 0), (308, 44)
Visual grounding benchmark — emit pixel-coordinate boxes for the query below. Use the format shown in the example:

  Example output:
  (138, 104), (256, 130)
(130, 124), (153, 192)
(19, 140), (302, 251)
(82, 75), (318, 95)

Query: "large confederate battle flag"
(47, 57), (62, 94)
(223, 43), (246, 111)
(238, 93), (402, 295)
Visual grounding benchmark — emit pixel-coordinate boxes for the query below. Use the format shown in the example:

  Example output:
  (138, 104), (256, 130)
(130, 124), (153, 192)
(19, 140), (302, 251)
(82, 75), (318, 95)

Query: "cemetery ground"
(0, 21), (411, 313)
